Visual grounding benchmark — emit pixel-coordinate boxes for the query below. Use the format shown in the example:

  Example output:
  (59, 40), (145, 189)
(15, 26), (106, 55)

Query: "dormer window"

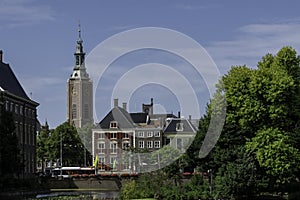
(176, 123), (184, 131)
(110, 121), (118, 128)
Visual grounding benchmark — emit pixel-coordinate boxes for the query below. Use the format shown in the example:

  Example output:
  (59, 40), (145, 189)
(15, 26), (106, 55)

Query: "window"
(20, 105), (23, 115)
(124, 133), (129, 139)
(98, 143), (105, 154)
(110, 121), (118, 128)
(176, 123), (184, 131)
(111, 133), (117, 139)
(98, 133), (104, 139)
(76, 56), (80, 65)
(138, 141), (144, 148)
(24, 124), (27, 144)
(32, 110), (35, 118)
(5, 101), (9, 111)
(147, 141), (153, 148)
(10, 103), (14, 112)
(147, 131), (153, 137)
(72, 104), (77, 119)
(110, 142), (117, 154)
(84, 104), (89, 118)
(15, 104), (19, 114)
(123, 142), (130, 150)
(20, 123), (23, 143)
(138, 131), (144, 138)
(110, 156), (117, 164)
(72, 87), (77, 95)
(154, 131), (160, 137)
(99, 156), (105, 164)
(154, 141), (160, 148)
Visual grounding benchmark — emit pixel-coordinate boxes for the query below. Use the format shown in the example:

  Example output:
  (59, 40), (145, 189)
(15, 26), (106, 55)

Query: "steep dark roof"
(97, 106), (135, 129)
(0, 61), (30, 100)
(130, 112), (147, 124)
(164, 118), (197, 133)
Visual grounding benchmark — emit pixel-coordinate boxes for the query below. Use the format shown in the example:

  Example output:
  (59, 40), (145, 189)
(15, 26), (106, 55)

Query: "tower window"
(72, 104), (77, 119)
(76, 56), (79, 65)
(84, 104), (89, 118)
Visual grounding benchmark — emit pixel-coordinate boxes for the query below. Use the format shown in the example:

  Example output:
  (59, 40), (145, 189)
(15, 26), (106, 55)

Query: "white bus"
(51, 167), (95, 179)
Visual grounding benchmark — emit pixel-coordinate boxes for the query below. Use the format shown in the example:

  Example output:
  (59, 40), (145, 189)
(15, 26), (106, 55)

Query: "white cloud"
(0, 0), (55, 27)
(207, 22), (300, 73)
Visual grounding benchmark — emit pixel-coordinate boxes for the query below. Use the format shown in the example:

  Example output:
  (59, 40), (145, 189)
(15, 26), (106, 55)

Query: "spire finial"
(78, 20), (82, 43)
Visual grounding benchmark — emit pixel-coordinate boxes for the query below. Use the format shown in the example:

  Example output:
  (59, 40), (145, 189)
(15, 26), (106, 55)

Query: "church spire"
(77, 22), (83, 45)
(74, 21), (85, 69)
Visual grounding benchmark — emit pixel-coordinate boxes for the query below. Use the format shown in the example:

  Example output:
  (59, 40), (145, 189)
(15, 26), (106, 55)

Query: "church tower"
(67, 24), (93, 128)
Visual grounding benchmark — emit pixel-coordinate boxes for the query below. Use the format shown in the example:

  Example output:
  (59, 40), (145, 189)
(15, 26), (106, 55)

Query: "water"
(30, 191), (119, 200)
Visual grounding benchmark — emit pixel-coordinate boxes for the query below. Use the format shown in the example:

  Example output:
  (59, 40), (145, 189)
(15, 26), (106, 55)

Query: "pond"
(27, 191), (119, 200)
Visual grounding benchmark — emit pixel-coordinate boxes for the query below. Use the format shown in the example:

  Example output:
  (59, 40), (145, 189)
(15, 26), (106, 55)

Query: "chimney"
(122, 102), (127, 110)
(114, 98), (118, 107)
(150, 98), (153, 105)
(178, 111), (181, 118)
(0, 50), (3, 63)
(189, 115), (192, 121)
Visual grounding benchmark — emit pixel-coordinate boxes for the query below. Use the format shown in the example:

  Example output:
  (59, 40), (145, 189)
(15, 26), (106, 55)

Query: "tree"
(37, 127), (51, 171)
(196, 46), (300, 197)
(0, 110), (21, 176)
(246, 127), (300, 184)
(214, 146), (258, 199)
(47, 122), (86, 166)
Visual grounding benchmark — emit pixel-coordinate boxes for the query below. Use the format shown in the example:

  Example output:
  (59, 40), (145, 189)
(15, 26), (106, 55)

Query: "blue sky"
(1, 0), (300, 128)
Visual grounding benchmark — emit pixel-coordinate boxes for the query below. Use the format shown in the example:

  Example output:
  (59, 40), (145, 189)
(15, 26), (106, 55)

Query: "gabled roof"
(97, 106), (135, 129)
(0, 61), (30, 100)
(164, 118), (197, 134)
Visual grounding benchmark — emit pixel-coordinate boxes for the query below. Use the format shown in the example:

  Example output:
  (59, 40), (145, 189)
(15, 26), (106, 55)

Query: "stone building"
(0, 50), (39, 177)
(92, 98), (197, 172)
(67, 25), (93, 128)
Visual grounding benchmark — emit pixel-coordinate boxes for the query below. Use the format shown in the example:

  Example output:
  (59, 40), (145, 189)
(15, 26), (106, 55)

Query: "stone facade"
(67, 25), (93, 128)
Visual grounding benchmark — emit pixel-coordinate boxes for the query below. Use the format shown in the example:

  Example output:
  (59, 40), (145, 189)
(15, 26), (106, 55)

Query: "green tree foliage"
(37, 127), (51, 168)
(247, 127), (300, 184)
(0, 110), (21, 176)
(193, 46), (300, 198)
(120, 171), (211, 200)
(47, 122), (86, 166)
(214, 147), (258, 198)
(120, 46), (300, 199)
